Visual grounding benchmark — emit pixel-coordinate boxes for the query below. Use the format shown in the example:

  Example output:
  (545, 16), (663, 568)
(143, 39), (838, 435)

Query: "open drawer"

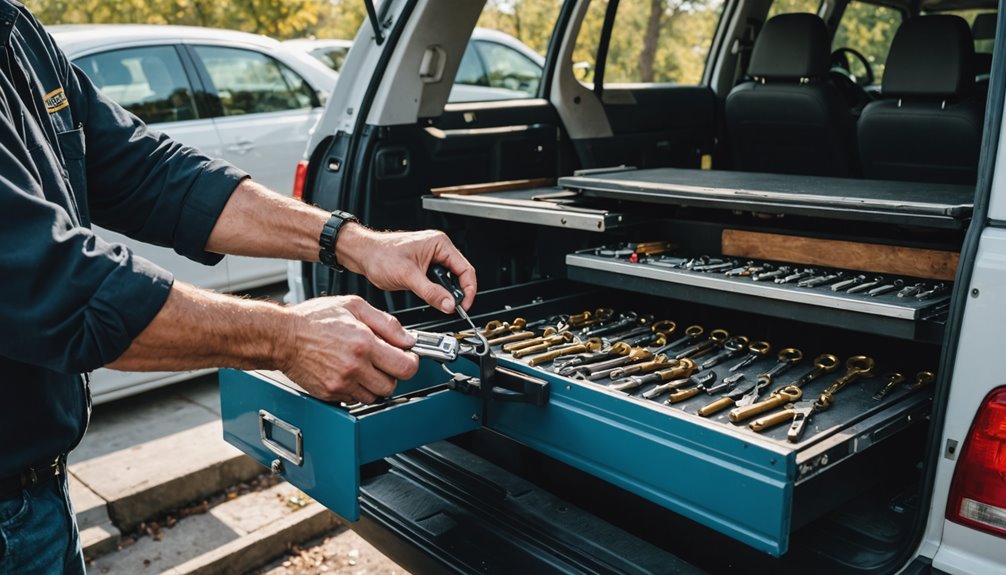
(221, 286), (934, 557)
(220, 359), (484, 521)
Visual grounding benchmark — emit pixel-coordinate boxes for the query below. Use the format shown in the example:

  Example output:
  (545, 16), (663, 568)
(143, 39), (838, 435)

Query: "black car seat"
(725, 13), (854, 177)
(857, 15), (982, 185)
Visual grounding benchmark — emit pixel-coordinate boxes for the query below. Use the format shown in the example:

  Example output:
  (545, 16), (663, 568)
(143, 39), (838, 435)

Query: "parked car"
(50, 24), (339, 404)
(284, 27), (545, 103)
(225, 0), (1006, 574)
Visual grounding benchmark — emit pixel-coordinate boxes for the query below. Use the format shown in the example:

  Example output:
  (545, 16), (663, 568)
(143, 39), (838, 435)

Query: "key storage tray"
(481, 318), (932, 557)
(566, 249), (950, 342)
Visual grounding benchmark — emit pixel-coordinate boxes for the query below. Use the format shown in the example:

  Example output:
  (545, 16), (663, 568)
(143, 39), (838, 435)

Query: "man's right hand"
(280, 295), (420, 404)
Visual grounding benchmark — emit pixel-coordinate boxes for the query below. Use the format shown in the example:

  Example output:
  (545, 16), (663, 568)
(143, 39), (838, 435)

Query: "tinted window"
(473, 40), (541, 96)
(193, 46), (317, 116)
(75, 46), (197, 124)
(833, 1), (903, 83)
(309, 46), (350, 72)
(455, 43), (489, 86)
(575, 0), (727, 86)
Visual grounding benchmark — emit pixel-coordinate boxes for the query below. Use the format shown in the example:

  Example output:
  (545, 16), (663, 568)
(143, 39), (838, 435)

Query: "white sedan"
(51, 24), (339, 403)
(285, 28), (545, 103)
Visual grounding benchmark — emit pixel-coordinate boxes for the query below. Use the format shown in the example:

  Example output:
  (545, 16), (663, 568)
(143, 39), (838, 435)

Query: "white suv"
(275, 1), (1006, 573)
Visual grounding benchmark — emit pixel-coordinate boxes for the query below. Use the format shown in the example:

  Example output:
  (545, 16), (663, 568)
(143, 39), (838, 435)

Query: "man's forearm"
(105, 281), (291, 372)
(204, 179), (370, 273)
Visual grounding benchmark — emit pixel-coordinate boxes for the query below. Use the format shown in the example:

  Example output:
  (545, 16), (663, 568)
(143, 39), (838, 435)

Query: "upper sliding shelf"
(559, 167), (975, 229)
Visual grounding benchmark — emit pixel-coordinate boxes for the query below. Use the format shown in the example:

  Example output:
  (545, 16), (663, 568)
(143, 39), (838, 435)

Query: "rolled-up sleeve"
(0, 113), (173, 373)
(62, 56), (248, 264)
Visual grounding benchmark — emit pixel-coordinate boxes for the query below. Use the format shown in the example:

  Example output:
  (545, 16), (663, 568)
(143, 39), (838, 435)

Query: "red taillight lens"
(292, 160), (309, 201)
(947, 387), (1006, 538)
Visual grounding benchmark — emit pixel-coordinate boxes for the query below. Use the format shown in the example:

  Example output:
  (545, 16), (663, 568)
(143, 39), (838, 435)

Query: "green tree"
(25, 0), (328, 40)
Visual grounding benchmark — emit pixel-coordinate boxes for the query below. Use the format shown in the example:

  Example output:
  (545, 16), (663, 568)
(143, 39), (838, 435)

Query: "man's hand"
(279, 295), (420, 403)
(206, 181), (477, 315)
(336, 225), (477, 314)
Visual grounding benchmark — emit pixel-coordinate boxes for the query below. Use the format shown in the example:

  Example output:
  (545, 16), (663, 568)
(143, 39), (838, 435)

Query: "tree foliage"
(26, 0), (978, 89)
(25, 0), (328, 39)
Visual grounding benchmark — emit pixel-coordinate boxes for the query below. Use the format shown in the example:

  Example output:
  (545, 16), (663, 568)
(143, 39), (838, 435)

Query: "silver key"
(409, 330), (460, 362)
(798, 271), (844, 288)
(831, 274), (867, 292)
(846, 276), (884, 294)
(867, 279), (905, 297)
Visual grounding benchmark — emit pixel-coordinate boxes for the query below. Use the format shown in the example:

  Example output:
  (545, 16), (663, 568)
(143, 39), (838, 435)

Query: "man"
(0, 1), (477, 572)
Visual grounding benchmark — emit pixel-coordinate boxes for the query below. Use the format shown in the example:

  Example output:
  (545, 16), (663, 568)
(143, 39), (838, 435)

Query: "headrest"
(972, 12), (997, 41)
(96, 59), (132, 87)
(883, 15), (975, 98)
(748, 13), (831, 80)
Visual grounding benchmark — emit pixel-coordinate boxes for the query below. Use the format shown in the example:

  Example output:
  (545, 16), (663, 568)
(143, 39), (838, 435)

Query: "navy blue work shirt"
(0, 0), (248, 477)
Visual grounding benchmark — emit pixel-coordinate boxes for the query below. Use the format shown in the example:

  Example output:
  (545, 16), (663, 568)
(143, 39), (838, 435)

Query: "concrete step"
(86, 482), (338, 574)
(69, 375), (266, 560)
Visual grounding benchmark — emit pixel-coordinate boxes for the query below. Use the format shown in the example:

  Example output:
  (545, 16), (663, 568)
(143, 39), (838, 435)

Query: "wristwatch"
(318, 210), (359, 271)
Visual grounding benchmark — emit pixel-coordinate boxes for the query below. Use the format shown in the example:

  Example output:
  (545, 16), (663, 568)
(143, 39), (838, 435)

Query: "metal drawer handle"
(258, 410), (303, 466)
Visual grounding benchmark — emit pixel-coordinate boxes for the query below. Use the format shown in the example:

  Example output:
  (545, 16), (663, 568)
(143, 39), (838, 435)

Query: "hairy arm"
(204, 179), (477, 312)
(106, 282), (419, 404)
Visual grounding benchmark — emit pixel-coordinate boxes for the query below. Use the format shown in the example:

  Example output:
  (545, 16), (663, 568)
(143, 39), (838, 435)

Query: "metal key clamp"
(419, 265), (549, 407)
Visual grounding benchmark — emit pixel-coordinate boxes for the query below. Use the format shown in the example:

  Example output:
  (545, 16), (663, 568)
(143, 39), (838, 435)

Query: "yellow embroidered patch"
(44, 87), (69, 113)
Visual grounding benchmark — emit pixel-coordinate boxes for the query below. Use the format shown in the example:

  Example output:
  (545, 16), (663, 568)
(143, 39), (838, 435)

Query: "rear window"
(767, 0), (820, 19)
(832, 1), (904, 84)
(574, 0), (728, 87)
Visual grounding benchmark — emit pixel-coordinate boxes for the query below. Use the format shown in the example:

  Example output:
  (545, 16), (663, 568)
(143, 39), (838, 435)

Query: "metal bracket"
(488, 366), (550, 406)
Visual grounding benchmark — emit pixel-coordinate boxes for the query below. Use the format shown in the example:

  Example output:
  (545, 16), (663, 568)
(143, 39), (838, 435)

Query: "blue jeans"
(0, 474), (86, 574)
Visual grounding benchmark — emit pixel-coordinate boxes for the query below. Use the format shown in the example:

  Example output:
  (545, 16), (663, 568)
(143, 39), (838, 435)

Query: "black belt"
(0, 455), (65, 500)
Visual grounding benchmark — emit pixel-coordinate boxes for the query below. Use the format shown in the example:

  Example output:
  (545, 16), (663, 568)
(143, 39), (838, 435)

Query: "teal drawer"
(220, 359), (482, 521)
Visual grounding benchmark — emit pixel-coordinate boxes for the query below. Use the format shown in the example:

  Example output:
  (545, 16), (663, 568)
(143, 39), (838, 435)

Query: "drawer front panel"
(221, 359), (482, 521)
(488, 360), (796, 556)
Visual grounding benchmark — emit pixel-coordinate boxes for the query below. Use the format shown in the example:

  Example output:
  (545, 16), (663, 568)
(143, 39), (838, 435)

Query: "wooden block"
(430, 177), (555, 196)
(721, 230), (958, 281)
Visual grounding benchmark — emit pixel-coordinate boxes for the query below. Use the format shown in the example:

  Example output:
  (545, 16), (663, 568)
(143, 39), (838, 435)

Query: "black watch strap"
(318, 210), (359, 272)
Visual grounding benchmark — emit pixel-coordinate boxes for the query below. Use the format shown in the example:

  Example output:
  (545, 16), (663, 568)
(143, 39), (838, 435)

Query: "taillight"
(947, 387), (1006, 537)
(292, 160), (309, 201)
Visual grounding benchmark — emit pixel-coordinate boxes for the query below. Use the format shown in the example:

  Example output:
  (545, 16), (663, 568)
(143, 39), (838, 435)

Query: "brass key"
(909, 370), (936, 391)
(653, 324), (703, 354)
(582, 348), (655, 380)
(733, 353), (838, 422)
(527, 338), (603, 367)
(816, 355), (875, 406)
(674, 328), (730, 360)
(733, 347), (802, 407)
(570, 308), (616, 328)
(553, 342), (633, 373)
(783, 356), (875, 441)
(609, 359), (695, 392)
(608, 355), (673, 379)
(487, 330), (538, 346)
(700, 336), (750, 370)
(728, 340), (771, 372)
(509, 332), (575, 357)
(872, 372), (907, 401)
(729, 385), (801, 422)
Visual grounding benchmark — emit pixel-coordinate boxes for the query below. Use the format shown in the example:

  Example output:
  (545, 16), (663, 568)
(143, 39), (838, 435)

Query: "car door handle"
(226, 139), (255, 155)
